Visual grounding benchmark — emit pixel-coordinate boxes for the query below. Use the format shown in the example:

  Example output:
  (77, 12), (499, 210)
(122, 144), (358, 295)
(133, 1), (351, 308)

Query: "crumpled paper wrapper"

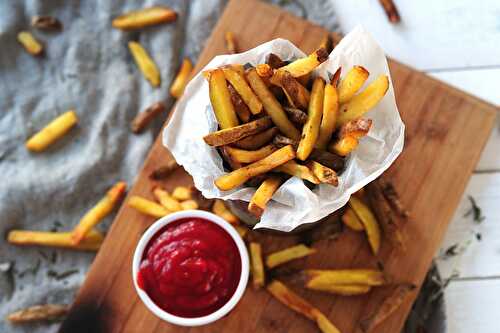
(163, 26), (404, 232)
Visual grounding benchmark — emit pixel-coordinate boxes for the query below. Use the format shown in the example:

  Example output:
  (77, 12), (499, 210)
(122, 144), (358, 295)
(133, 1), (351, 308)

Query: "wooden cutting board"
(60, 0), (497, 332)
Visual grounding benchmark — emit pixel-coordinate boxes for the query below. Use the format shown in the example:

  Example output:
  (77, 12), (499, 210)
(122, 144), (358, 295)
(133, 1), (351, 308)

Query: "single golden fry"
(246, 69), (301, 140)
(275, 160), (320, 185)
(128, 195), (169, 218)
(224, 144), (277, 164)
(225, 31), (238, 54)
(284, 107), (308, 125)
(204, 116), (273, 147)
(256, 64), (273, 78)
(112, 6), (177, 30)
(71, 182), (127, 244)
(316, 80), (339, 149)
(149, 160), (179, 180)
(227, 83), (251, 122)
(349, 196), (381, 254)
(248, 176), (282, 217)
(7, 304), (69, 323)
(131, 102), (166, 133)
(234, 127), (278, 150)
(172, 186), (192, 201)
(313, 310), (341, 333)
(26, 111), (78, 152)
(266, 244), (316, 269)
(152, 187), (182, 212)
(337, 75), (389, 126)
(306, 161), (338, 186)
(223, 67), (263, 115)
(341, 207), (365, 231)
(212, 200), (240, 224)
(17, 31), (43, 56)
(338, 66), (369, 104)
(297, 77), (325, 160)
(180, 199), (198, 210)
(8, 229), (103, 251)
(305, 269), (385, 287)
(209, 69), (239, 129)
(329, 136), (359, 156)
(250, 242), (265, 288)
(360, 284), (416, 332)
(215, 145), (296, 191)
(339, 118), (373, 139)
(234, 225), (248, 238)
(128, 41), (161, 87)
(220, 145), (243, 170)
(307, 283), (371, 296)
(170, 58), (193, 98)
(278, 48), (329, 77)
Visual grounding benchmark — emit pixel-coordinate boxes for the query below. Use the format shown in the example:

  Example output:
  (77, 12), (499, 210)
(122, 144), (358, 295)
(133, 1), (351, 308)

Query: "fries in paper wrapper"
(163, 26), (404, 232)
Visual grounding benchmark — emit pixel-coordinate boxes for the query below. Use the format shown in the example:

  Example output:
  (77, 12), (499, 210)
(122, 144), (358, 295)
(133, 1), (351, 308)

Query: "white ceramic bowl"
(132, 210), (249, 327)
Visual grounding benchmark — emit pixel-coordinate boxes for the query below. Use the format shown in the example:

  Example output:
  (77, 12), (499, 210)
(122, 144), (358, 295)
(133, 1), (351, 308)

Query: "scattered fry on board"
(341, 207), (365, 231)
(170, 58), (193, 98)
(250, 242), (265, 288)
(17, 31), (43, 56)
(152, 187), (182, 212)
(128, 196), (169, 218)
(31, 16), (63, 30)
(304, 269), (386, 287)
(131, 102), (166, 133)
(180, 199), (198, 210)
(148, 160), (179, 180)
(224, 31), (238, 54)
(7, 229), (104, 251)
(128, 41), (161, 87)
(265, 244), (316, 269)
(112, 6), (177, 30)
(378, 0), (401, 24)
(307, 284), (372, 296)
(6, 304), (69, 324)
(26, 111), (78, 152)
(212, 200), (240, 224)
(349, 196), (382, 254)
(172, 186), (192, 201)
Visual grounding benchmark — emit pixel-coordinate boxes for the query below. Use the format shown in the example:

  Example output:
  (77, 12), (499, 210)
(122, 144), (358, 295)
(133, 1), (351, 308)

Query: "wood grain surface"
(59, 0), (497, 332)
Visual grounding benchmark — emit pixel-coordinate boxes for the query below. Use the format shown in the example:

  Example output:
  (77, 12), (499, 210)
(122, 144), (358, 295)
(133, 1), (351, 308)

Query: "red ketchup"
(137, 218), (242, 318)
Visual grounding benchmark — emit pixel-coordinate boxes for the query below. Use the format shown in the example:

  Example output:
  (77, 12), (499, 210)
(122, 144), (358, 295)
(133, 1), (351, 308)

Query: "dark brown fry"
(203, 116), (273, 147)
(284, 107), (308, 125)
(266, 53), (286, 69)
(234, 127), (279, 150)
(131, 102), (166, 133)
(378, 0), (401, 23)
(7, 304), (69, 323)
(227, 84), (251, 122)
(31, 16), (63, 30)
(148, 160), (179, 180)
(378, 178), (410, 219)
(330, 67), (342, 87)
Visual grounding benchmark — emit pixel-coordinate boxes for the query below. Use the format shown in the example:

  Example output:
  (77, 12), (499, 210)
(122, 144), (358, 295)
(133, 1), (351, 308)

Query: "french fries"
(220, 145), (243, 170)
(266, 53), (286, 69)
(378, 0), (401, 24)
(128, 41), (161, 87)
(227, 83), (251, 122)
(246, 69), (301, 140)
(248, 176), (282, 218)
(304, 269), (385, 287)
(215, 145), (295, 191)
(149, 160), (179, 180)
(297, 77), (325, 160)
(170, 58), (193, 98)
(339, 118), (373, 139)
(8, 229), (103, 251)
(337, 75), (389, 126)
(112, 6), (177, 30)
(360, 284), (416, 332)
(209, 69), (240, 129)
(152, 187), (182, 212)
(349, 196), (381, 254)
(330, 136), (359, 156)
(131, 102), (166, 133)
(7, 304), (69, 323)
(223, 67), (263, 115)
(250, 242), (265, 288)
(17, 31), (43, 56)
(203, 116), (273, 147)
(270, 70), (310, 110)
(275, 161), (320, 185)
(309, 149), (345, 172)
(318, 34), (333, 53)
(278, 48), (329, 77)
(224, 144), (277, 164)
(71, 182), (127, 244)
(172, 186), (192, 201)
(313, 310), (341, 333)
(284, 107), (308, 125)
(128, 196), (169, 218)
(256, 64), (273, 78)
(225, 31), (238, 54)
(212, 199), (240, 224)
(338, 66), (369, 104)
(307, 284), (372, 296)
(26, 111), (78, 152)
(234, 127), (278, 150)
(180, 199), (198, 210)
(341, 207), (365, 231)
(316, 72), (340, 149)
(266, 244), (316, 268)
(306, 161), (338, 186)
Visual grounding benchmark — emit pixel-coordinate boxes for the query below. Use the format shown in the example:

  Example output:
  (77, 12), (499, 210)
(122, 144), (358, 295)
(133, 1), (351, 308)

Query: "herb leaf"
(464, 196), (485, 223)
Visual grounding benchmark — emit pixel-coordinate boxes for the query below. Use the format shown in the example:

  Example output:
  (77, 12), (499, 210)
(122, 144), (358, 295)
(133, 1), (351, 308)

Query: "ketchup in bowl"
(136, 217), (242, 318)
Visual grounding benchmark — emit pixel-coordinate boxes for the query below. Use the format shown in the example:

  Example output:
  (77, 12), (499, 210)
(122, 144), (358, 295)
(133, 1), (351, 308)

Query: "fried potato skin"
(203, 116), (273, 147)
(233, 127), (279, 150)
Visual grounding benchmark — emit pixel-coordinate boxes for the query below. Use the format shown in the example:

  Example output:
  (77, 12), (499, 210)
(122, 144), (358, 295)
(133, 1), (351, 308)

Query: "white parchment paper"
(163, 26), (404, 232)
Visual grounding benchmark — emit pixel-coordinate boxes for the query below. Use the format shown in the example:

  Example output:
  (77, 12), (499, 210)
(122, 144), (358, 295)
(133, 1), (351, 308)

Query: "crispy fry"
(378, 0), (401, 24)
(256, 64), (273, 78)
(224, 144), (277, 164)
(313, 310), (341, 333)
(306, 161), (338, 186)
(266, 244), (316, 268)
(337, 75), (389, 126)
(131, 102), (166, 133)
(128, 196), (169, 218)
(152, 187), (182, 212)
(170, 58), (193, 98)
(266, 53), (286, 69)
(360, 284), (416, 332)
(234, 127), (278, 150)
(275, 160), (320, 184)
(227, 83), (251, 122)
(180, 199), (198, 210)
(248, 176), (282, 217)
(172, 186), (192, 201)
(220, 145), (243, 170)
(26, 111), (78, 152)
(209, 69), (240, 129)
(7, 304), (69, 323)
(278, 48), (329, 77)
(128, 41), (161, 87)
(223, 67), (263, 115)
(329, 136), (359, 156)
(339, 118), (372, 139)
(71, 182), (126, 244)
(31, 16), (63, 30)
(309, 149), (345, 172)
(297, 77), (325, 160)
(148, 160), (179, 180)
(246, 69), (300, 140)
(250, 242), (265, 288)
(112, 6), (177, 30)
(215, 145), (295, 190)
(305, 269), (385, 287)
(204, 116), (273, 147)
(17, 31), (43, 56)
(349, 196), (381, 254)
(202, 64), (245, 80)
(307, 284), (371, 296)
(316, 78), (340, 149)
(7, 229), (103, 251)
(341, 207), (365, 231)
(378, 178), (409, 218)
(284, 107), (308, 125)
(212, 200), (240, 224)
(225, 31), (238, 54)
(270, 70), (310, 110)
(338, 66), (369, 104)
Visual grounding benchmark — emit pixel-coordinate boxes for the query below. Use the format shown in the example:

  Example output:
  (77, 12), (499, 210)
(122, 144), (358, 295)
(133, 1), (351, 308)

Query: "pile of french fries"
(202, 47), (389, 218)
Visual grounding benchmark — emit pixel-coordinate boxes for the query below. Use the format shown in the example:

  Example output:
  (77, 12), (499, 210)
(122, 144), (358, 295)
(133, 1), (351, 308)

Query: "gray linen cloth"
(0, 1), (338, 332)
